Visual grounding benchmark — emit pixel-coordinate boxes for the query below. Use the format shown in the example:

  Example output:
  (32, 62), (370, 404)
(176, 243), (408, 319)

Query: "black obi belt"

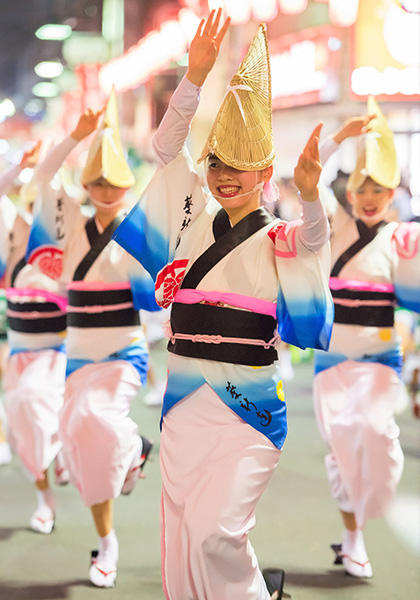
(331, 288), (396, 327)
(67, 288), (140, 328)
(7, 299), (66, 334)
(168, 302), (278, 366)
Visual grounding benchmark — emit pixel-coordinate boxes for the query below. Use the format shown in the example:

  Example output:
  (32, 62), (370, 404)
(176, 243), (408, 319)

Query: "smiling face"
(347, 177), (395, 227)
(205, 155), (273, 225)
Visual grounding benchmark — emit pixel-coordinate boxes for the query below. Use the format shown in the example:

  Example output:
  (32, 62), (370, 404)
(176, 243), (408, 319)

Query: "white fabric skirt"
(59, 360), (141, 507)
(313, 360), (404, 528)
(160, 383), (281, 600)
(4, 349), (66, 480)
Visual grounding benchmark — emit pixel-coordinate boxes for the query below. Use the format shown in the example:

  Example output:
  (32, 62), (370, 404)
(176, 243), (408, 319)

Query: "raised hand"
(19, 139), (42, 169)
(186, 8), (230, 87)
(294, 122), (323, 203)
(71, 106), (105, 142)
(333, 114), (376, 145)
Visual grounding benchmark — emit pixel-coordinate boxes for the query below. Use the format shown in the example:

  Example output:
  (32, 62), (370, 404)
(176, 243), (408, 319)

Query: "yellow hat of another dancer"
(80, 87), (135, 188)
(347, 96), (401, 192)
(198, 23), (275, 171)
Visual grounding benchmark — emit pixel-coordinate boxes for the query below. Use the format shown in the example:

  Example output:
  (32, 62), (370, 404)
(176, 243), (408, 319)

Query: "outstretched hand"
(333, 114), (376, 145)
(19, 139), (42, 169)
(186, 8), (230, 87)
(294, 122), (323, 203)
(71, 106), (105, 142)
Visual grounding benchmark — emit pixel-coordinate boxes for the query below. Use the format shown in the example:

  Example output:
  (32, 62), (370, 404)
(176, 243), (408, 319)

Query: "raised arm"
(320, 114), (375, 165)
(293, 123), (330, 252)
(152, 9), (230, 167)
(35, 107), (104, 185)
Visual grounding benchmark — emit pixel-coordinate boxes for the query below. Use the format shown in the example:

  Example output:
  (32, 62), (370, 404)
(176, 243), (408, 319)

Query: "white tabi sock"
(36, 488), (55, 512)
(30, 489), (55, 534)
(89, 529), (119, 588)
(342, 529), (373, 578)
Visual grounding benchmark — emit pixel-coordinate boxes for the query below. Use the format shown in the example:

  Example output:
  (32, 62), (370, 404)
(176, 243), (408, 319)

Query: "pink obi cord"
(173, 289), (277, 319)
(68, 302), (133, 314)
(165, 325), (280, 350)
(6, 287), (67, 312)
(333, 298), (396, 308)
(329, 277), (395, 294)
(7, 309), (64, 319)
(67, 281), (131, 292)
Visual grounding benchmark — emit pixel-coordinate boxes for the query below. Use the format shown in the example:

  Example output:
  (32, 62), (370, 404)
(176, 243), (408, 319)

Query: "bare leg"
(90, 499), (113, 537)
(89, 499), (118, 587)
(35, 469), (50, 491)
(340, 510), (357, 531)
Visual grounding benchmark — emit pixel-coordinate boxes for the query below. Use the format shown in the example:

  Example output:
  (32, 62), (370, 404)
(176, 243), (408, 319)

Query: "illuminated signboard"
(269, 26), (342, 109)
(350, 0), (420, 101)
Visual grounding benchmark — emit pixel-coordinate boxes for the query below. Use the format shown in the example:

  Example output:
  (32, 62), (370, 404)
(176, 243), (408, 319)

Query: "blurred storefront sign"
(350, 0), (420, 100)
(269, 26), (342, 109)
(98, 9), (200, 94)
(59, 65), (107, 138)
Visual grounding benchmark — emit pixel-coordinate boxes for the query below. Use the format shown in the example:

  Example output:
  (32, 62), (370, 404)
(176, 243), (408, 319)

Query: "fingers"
(362, 113), (376, 133)
(215, 15), (231, 46)
(311, 122), (323, 140)
(304, 122), (323, 161)
(211, 8), (221, 36)
(199, 8), (229, 45)
(194, 18), (205, 41)
(203, 9), (216, 36)
(84, 106), (104, 120)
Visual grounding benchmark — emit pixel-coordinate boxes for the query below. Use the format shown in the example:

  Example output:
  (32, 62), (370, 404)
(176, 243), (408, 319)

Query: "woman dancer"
(1, 142), (69, 532)
(29, 95), (157, 586)
(115, 11), (333, 599)
(314, 99), (420, 578)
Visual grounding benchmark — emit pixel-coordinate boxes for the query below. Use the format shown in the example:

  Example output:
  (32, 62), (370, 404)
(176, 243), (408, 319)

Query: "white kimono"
(28, 140), (159, 505)
(314, 138), (420, 528)
(0, 193), (67, 480)
(114, 76), (334, 600)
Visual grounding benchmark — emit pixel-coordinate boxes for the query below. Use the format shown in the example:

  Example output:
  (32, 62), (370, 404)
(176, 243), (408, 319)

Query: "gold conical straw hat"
(347, 96), (400, 192)
(81, 87), (135, 188)
(198, 23), (274, 171)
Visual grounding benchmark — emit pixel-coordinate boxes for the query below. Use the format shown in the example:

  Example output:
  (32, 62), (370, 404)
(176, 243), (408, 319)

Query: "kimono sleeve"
(127, 253), (161, 312)
(392, 221), (420, 313)
(113, 148), (207, 282)
(273, 220), (334, 350)
(26, 181), (81, 281)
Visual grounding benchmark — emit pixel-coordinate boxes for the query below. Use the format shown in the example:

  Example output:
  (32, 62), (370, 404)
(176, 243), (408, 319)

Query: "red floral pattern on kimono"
(155, 259), (189, 308)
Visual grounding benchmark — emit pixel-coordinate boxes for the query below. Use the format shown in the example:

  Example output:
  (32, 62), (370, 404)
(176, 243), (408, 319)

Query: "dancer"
(115, 11), (333, 599)
(29, 91), (158, 587)
(314, 97), (420, 578)
(1, 142), (69, 533)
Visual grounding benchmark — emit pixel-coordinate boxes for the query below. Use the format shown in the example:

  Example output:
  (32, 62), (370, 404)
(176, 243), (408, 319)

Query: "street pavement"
(0, 345), (419, 600)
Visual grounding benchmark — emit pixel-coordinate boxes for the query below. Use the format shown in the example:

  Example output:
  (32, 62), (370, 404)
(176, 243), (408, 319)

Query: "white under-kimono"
(314, 138), (420, 529)
(27, 139), (159, 506)
(0, 192), (67, 480)
(114, 76), (334, 600)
